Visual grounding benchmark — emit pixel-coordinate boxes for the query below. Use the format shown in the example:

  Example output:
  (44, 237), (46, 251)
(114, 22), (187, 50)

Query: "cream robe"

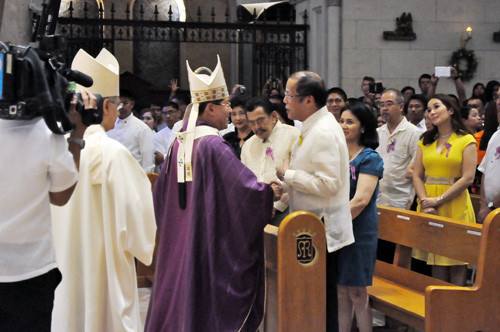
(51, 125), (156, 332)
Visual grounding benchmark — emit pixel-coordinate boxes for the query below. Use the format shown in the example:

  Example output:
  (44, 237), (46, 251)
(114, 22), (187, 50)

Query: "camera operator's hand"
(69, 89), (96, 135)
(80, 89), (98, 110)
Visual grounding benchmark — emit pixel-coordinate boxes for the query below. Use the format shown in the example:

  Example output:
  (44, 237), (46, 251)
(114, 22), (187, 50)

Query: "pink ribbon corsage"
(386, 139), (396, 152)
(266, 147), (275, 161)
(350, 165), (356, 180)
(442, 142), (452, 158)
(495, 146), (500, 160)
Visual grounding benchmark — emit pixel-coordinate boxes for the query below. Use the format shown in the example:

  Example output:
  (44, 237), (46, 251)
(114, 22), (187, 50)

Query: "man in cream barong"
(50, 48), (156, 332)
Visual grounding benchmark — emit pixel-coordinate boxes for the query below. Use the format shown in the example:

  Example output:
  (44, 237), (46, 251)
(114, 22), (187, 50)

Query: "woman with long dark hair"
(412, 94), (477, 285)
(337, 101), (383, 332)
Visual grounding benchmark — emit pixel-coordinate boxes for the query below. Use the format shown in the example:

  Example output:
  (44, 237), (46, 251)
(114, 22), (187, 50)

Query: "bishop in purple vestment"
(145, 57), (275, 332)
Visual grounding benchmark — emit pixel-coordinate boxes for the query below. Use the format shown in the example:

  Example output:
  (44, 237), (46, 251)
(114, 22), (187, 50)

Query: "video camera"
(0, 0), (102, 134)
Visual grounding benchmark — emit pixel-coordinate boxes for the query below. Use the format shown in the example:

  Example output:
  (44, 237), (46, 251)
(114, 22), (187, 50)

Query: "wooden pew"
(137, 172), (159, 288)
(368, 206), (500, 332)
(264, 211), (326, 332)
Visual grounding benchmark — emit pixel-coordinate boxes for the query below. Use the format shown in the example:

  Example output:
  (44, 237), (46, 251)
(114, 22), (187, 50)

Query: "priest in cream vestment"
(50, 49), (156, 332)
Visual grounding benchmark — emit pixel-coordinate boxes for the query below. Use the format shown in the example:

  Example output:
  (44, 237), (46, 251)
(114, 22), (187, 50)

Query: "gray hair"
(382, 88), (404, 105)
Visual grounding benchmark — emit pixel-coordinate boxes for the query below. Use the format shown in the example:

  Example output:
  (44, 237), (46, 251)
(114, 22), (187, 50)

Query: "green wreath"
(449, 48), (478, 82)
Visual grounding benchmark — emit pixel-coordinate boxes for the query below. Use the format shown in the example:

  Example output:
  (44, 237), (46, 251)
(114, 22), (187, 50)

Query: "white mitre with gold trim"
(187, 55), (229, 104)
(71, 48), (120, 97)
(175, 55), (229, 189)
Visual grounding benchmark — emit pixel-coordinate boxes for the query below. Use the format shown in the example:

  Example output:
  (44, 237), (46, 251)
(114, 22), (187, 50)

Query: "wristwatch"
(488, 202), (496, 211)
(67, 137), (85, 149)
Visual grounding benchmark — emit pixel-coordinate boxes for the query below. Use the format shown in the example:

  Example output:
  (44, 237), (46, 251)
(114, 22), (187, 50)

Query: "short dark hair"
(120, 88), (135, 101)
(172, 93), (190, 107)
(290, 71), (326, 109)
(418, 74), (432, 86)
(460, 105), (475, 120)
(401, 86), (415, 95)
(422, 94), (470, 145)
(245, 96), (272, 115)
(198, 99), (224, 116)
(340, 101), (379, 150)
(362, 76), (375, 83)
(465, 96), (485, 108)
(230, 95), (248, 110)
(326, 87), (347, 102)
(272, 102), (294, 126)
(164, 101), (179, 110)
(408, 94), (428, 107)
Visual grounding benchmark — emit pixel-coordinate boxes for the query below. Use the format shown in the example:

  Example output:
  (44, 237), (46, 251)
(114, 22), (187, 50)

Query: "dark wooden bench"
(368, 206), (500, 332)
(264, 211), (326, 332)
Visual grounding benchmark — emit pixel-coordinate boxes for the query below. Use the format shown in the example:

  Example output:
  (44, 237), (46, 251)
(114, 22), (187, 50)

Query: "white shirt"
(168, 120), (183, 148)
(107, 113), (155, 172)
(241, 121), (300, 212)
(283, 107), (354, 252)
(376, 117), (421, 208)
(415, 118), (427, 133)
(154, 126), (173, 158)
(0, 118), (78, 282)
(478, 129), (500, 203)
(219, 122), (235, 137)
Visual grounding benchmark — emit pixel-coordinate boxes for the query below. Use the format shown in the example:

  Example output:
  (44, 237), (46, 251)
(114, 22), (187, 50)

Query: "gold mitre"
(187, 55), (229, 104)
(71, 48), (120, 97)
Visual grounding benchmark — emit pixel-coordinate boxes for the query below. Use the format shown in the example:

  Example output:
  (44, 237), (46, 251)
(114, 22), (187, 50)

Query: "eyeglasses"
(214, 102), (232, 108)
(379, 101), (395, 109)
(162, 110), (179, 116)
(284, 93), (306, 100)
(326, 98), (344, 104)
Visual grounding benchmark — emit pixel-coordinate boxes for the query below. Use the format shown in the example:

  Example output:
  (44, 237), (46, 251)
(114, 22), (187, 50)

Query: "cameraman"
(0, 89), (95, 331)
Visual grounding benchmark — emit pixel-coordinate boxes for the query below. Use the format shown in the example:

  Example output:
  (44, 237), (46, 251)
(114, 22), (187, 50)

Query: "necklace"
(439, 132), (453, 138)
(349, 146), (364, 161)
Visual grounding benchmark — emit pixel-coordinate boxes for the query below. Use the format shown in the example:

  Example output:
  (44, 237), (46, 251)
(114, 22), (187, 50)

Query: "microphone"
(64, 69), (94, 87)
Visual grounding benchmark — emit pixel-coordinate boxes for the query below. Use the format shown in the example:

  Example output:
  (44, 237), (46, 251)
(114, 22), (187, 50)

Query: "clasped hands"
(420, 196), (440, 215)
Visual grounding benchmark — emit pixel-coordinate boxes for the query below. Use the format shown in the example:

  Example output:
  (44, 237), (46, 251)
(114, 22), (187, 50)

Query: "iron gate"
(57, 2), (309, 96)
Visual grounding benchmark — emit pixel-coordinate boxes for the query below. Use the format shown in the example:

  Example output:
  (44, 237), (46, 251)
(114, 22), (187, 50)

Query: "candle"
(466, 26), (472, 38)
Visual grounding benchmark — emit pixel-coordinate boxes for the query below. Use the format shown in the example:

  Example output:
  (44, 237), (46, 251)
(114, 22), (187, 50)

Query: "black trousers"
(326, 250), (339, 332)
(0, 268), (62, 332)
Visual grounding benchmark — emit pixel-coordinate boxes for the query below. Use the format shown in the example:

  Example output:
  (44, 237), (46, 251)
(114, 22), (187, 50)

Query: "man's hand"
(70, 89), (96, 135)
(155, 151), (165, 166)
(275, 158), (290, 181)
(477, 206), (491, 224)
(269, 180), (283, 202)
(169, 79), (179, 95)
(231, 84), (244, 96)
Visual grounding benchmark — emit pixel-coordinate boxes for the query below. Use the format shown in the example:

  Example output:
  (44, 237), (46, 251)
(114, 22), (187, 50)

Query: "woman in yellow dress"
(413, 94), (477, 286)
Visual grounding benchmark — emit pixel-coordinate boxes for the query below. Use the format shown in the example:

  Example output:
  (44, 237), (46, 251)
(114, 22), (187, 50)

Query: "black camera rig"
(0, 0), (102, 134)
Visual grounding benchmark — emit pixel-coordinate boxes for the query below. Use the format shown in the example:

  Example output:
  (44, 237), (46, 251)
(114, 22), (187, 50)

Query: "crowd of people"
(1, 46), (500, 332)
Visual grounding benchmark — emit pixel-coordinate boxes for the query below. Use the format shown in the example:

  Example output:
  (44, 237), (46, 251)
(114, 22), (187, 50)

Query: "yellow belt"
(425, 176), (459, 185)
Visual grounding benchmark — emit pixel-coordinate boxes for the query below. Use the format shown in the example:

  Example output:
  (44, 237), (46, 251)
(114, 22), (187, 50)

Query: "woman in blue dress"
(337, 101), (384, 332)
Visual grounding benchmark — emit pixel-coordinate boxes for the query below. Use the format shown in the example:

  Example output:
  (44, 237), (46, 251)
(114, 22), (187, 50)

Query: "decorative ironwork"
(56, 2), (308, 94)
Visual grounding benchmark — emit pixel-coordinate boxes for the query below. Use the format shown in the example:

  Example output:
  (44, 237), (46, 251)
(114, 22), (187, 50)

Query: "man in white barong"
(50, 49), (156, 332)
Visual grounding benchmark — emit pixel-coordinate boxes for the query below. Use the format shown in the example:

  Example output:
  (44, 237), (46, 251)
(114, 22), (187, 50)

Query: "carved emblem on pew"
(294, 230), (317, 266)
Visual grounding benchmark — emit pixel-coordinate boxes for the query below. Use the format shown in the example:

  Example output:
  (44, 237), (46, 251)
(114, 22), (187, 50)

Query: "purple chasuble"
(145, 123), (274, 332)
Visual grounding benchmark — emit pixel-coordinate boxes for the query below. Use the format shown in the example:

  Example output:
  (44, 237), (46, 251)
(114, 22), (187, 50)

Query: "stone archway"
(133, 0), (182, 91)
(59, 0), (102, 18)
